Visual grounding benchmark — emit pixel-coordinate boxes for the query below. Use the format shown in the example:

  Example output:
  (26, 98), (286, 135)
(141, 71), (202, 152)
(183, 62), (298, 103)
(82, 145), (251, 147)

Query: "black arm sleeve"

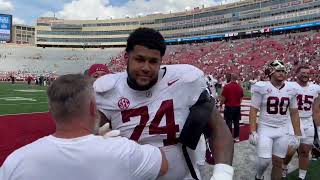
(178, 90), (216, 150)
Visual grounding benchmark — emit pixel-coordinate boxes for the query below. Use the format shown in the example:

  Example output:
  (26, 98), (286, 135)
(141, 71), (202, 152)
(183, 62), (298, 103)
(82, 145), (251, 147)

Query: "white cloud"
(45, 0), (240, 20)
(0, 0), (14, 12)
(13, 17), (26, 25)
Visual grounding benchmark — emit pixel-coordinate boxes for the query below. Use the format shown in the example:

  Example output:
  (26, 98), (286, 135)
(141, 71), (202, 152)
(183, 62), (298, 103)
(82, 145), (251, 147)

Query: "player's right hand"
(98, 123), (121, 138)
(249, 131), (258, 146)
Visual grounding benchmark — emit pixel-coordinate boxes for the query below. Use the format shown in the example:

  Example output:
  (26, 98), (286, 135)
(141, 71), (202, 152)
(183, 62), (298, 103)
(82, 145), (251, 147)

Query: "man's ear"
(124, 52), (129, 60)
(47, 101), (52, 113)
(89, 99), (97, 117)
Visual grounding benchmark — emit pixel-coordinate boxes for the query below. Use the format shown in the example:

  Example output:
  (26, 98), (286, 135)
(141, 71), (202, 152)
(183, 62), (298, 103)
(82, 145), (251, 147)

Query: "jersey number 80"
(266, 96), (290, 115)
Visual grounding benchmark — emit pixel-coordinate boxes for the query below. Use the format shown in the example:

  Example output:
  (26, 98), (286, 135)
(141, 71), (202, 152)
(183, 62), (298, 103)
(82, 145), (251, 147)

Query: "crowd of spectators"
(0, 70), (57, 86)
(108, 31), (320, 85)
(2, 31), (320, 86)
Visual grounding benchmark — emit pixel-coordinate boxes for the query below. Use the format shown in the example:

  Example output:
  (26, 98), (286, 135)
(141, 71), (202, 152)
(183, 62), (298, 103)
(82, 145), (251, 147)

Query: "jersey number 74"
(121, 99), (180, 146)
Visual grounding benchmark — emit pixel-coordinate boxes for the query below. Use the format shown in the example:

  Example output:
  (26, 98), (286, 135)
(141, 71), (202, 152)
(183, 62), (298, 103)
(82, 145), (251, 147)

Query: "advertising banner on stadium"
(0, 14), (12, 43)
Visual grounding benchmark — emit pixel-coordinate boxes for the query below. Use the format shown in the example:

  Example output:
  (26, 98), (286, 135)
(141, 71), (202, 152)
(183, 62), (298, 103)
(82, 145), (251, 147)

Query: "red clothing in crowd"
(221, 82), (244, 107)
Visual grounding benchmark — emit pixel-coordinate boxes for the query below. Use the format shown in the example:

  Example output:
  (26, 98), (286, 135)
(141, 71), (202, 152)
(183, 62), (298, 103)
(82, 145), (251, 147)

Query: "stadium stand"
(108, 31), (320, 83)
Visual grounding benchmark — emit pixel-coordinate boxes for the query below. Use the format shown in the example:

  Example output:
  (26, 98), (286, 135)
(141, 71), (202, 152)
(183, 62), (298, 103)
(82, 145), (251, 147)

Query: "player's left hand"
(99, 123), (121, 138)
(210, 164), (234, 180)
(288, 135), (301, 149)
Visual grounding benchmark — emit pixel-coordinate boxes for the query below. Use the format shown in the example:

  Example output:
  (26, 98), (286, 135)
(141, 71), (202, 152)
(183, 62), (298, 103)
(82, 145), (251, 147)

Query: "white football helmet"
(264, 60), (286, 77)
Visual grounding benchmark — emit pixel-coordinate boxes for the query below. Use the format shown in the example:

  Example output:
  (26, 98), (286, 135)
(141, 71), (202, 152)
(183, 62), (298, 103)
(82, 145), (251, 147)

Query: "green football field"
(288, 159), (320, 180)
(0, 82), (48, 115)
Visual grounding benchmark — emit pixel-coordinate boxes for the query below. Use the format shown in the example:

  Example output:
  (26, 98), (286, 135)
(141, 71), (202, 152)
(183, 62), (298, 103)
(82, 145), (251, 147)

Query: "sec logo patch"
(118, 97), (130, 110)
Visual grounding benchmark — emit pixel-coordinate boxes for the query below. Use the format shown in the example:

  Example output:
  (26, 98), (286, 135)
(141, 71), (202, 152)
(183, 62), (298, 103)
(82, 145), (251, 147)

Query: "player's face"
(92, 71), (107, 80)
(297, 68), (310, 83)
(271, 69), (286, 82)
(127, 45), (162, 88)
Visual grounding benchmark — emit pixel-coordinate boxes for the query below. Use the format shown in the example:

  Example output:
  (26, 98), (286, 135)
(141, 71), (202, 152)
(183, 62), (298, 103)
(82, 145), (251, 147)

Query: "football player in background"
(94, 27), (234, 180)
(282, 65), (320, 180)
(249, 60), (302, 180)
(312, 96), (320, 158)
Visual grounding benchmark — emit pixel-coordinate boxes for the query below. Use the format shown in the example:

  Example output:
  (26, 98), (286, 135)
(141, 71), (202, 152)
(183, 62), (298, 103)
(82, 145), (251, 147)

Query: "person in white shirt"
(0, 74), (168, 180)
(282, 65), (320, 180)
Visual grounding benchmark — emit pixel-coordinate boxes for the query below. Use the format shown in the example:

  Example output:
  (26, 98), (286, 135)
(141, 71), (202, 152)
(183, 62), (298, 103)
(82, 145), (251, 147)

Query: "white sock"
(299, 169), (307, 179)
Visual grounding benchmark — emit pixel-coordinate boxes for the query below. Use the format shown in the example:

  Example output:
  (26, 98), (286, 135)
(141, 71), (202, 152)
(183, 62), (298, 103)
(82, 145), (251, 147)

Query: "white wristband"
(211, 164), (234, 180)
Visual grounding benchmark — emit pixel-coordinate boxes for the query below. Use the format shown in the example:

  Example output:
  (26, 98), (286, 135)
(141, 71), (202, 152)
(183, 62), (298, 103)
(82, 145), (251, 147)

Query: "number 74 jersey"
(287, 82), (320, 118)
(251, 81), (298, 127)
(94, 64), (207, 147)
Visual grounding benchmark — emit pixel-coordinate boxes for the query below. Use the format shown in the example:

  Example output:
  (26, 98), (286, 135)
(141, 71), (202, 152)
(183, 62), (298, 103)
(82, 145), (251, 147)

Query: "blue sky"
(0, 0), (236, 25)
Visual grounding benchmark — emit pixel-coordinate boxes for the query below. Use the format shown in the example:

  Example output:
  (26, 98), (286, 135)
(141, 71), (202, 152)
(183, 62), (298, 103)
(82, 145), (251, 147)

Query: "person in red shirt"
(221, 73), (244, 142)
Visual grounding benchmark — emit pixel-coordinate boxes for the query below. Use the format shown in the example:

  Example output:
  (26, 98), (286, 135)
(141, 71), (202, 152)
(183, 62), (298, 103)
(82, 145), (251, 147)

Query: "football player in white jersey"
(249, 60), (302, 180)
(94, 28), (234, 180)
(282, 65), (320, 180)
(313, 96), (320, 144)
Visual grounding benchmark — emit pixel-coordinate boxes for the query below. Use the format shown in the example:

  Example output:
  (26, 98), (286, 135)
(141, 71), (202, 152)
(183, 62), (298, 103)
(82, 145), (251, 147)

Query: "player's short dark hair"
(295, 65), (310, 74)
(126, 27), (166, 56)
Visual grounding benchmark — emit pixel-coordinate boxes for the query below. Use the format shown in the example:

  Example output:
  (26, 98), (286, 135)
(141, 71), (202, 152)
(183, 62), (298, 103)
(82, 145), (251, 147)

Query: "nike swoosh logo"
(168, 79), (179, 86)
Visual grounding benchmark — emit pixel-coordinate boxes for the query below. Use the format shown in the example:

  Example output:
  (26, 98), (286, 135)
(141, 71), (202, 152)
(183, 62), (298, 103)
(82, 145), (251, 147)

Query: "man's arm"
(313, 96), (320, 127)
(313, 96), (320, 141)
(289, 108), (302, 136)
(249, 91), (262, 133)
(207, 108), (234, 165)
(219, 96), (226, 105)
(249, 107), (258, 132)
(219, 86), (227, 105)
(128, 141), (168, 179)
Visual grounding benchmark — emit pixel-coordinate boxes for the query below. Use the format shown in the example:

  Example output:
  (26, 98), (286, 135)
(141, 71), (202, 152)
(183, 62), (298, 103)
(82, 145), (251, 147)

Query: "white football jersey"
(288, 82), (320, 118)
(94, 64), (207, 180)
(251, 81), (298, 127)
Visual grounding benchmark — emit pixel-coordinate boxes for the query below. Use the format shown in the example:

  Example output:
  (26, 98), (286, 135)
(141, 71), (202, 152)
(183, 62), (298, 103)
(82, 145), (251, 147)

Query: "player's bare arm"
(313, 96), (320, 143)
(313, 96), (320, 127)
(249, 107), (258, 132)
(289, 108), (302, 136)
(207, 107), (234, 165)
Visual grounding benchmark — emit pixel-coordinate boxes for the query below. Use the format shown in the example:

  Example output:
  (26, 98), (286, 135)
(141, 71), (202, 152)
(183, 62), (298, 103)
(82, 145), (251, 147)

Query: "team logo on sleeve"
(267, 88), (272, 93)
(118, 97), (130, 110)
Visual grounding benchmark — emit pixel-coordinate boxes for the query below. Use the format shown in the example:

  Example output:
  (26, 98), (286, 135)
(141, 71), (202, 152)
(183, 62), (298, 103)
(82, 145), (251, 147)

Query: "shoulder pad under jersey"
(311, 83), (320, 94)
(285, 81), (299, 95)
(93, 73), (124, 93)
(163, 64), (204, 83)
(314, 84), (320, 94)
(251, 81), (268, 94)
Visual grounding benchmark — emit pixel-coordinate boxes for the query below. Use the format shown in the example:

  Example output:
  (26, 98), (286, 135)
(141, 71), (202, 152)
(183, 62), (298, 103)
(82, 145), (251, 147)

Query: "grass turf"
(0, 82), (48, 115)
(287, 159), (320, 180)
